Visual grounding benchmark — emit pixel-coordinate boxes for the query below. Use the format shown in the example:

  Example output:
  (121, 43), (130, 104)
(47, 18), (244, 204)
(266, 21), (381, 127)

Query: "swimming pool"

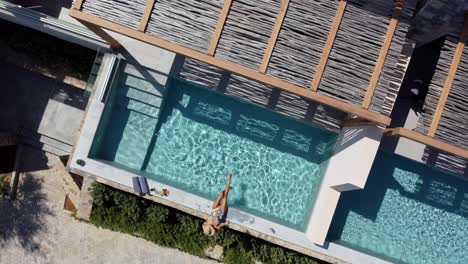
(328, 151), (468, 264)
(90, 66), (337, 230)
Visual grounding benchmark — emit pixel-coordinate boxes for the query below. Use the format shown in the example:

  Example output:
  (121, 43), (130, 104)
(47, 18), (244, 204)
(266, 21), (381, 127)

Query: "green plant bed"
(90, 183), (323, 264)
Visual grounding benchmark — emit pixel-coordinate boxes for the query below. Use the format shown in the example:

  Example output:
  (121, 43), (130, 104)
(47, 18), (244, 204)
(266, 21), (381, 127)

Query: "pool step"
(124, 87), (163, 108)
(18, 128), (73, 157)
(120, 68), (164, 97)
(115, 87), (164, 119)
(127, 100), (160, 118)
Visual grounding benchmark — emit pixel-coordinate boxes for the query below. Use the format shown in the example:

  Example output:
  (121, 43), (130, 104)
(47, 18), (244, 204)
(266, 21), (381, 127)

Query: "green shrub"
(89, 183), (322, 264)
(0, 174), (10, 196)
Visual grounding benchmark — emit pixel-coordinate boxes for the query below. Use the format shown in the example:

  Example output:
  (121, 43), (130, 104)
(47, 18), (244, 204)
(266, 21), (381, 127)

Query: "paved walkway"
(0, 61), (86, 145)
(0, 146), (214, 264)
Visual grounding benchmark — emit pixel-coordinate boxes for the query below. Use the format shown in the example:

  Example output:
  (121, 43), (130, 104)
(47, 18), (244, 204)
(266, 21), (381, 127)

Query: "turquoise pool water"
(328, 151), (468, 264)
(90, 66), (337, 230)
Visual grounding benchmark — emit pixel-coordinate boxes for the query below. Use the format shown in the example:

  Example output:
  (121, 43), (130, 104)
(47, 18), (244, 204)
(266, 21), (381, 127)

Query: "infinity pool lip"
(69, 55), (389, 264)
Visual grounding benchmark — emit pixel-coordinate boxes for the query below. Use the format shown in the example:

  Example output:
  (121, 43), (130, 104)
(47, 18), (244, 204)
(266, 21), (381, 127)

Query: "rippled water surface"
(328, 151), (468, 264)
(91, 73), (337, 230)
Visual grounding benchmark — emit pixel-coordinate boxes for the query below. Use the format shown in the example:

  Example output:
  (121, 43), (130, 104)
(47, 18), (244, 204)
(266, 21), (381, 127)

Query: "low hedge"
(90, 183), (322, 264)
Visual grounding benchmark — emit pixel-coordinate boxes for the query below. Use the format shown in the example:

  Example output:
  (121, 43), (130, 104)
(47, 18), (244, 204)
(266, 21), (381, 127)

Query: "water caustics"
(91, 67), (337, 230)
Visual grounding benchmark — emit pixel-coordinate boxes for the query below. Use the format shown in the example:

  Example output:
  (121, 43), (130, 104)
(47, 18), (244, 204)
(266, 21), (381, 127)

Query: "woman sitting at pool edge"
(202, 173), (232, 236)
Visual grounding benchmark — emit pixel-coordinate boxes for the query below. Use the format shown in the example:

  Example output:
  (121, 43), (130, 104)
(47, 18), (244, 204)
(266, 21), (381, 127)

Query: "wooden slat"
(82, 21), (121, 48)
(259, 0), (290, 74)
(69, 9), (392, 125)
(73, 0), (85, 10)
(427, 16), (468, 137)
(310, 0), (347, 91)
(340, 117), (373, 127)
(362, 0), (405, 109)
(207, 0), (232, 56)
(384, 128), (468, 159)
(139, 0), (157, 32)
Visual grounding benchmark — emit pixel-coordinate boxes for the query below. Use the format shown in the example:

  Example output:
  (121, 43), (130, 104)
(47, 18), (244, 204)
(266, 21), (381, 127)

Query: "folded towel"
(132, 177), (142, 194)
(138, 176), (150, 194)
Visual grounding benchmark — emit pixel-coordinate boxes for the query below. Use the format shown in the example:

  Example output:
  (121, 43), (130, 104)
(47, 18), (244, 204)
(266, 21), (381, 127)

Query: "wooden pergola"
(385, 16), (468, 160)
(70, 0), (468, 161)
(69, 0), (412, 126)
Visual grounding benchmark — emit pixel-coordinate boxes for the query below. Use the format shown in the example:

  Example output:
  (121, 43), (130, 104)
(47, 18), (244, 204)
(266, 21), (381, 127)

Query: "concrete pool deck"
(68, 53), (391, 264)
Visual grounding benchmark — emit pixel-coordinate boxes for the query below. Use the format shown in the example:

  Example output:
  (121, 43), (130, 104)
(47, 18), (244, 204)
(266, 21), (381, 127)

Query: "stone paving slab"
(0, 61), (86, 145)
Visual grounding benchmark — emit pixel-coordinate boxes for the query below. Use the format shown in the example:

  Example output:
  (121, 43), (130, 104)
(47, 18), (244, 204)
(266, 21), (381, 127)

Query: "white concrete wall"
(306, 125), (383, 246)
(329, 125), (383, 190)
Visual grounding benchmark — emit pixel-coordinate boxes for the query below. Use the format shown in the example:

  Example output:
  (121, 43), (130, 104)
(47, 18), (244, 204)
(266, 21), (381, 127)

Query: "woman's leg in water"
(220, 173), (232, 212)
(212, 191), (225, 209)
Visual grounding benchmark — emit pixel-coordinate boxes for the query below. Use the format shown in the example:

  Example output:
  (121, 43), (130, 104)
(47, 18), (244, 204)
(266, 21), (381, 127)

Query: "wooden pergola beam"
(73, 0), (85, 10)
(69, 9), (392, 125)
(82, 21), (121, 48)
(310, 0), (347, 91)
(384, 128), (468, 159)
(259, 0), (290, 74)
(140, 0), (157, 32)
(340, 117), (373, 127)
(207, 0), (233, 56)
(427, 15), (468, 137)
(362, 0), (405, 109)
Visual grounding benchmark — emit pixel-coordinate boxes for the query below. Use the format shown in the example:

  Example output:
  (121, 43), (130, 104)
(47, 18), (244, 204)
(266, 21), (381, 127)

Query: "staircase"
(18, 127), (73, 157)
(14, 128), (81, 207)
(102, 71), (165, 169)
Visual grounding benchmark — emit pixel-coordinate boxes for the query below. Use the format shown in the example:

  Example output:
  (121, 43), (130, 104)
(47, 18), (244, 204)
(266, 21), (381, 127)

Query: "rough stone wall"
(82, 0), (146, 30)
(265, 0), (340, 88)
(146, 0), (224, 53)
(414, 38), (467, 147)
(436, 48), (468, 149)
(422, 147), (468, 178)
(414, 40), (455, 135)
(215, 0), (281, 70)
(318, 0), (395, 104)
(80, 0), (418, 119)
(178, 57), (346, 133)
(370, 0), (418, 116)
(408, 0), (466, 46)
(414, 37), (468, 177)
(318, 0), (417, 116)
